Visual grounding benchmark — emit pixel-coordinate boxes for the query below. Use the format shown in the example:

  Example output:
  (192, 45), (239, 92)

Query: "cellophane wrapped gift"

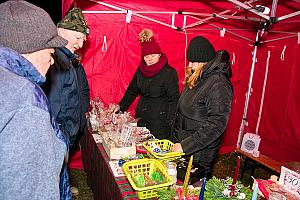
(88, 98), (154, 159)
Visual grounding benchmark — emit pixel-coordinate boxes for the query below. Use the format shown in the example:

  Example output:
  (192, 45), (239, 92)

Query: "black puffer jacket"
(119, 64), (179, 139)
(172, 50), (233, 173)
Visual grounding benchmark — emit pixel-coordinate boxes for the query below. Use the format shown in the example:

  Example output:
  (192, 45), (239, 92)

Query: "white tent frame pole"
(187, 15), (254, 43)
(84, 9), (300, 32)
(89, 0), (126, 11)
(182, 11), (218, 17)
(87, 0), (300, 41)
(131, 11), (178, 14)
(84, 10), (262, 22)
(215, 15), (261, 21)
(83, 7), (255, 43)
(87, 0), (261, 31)
(182, 11), (261, 22)
(237, 31), (259, 148)
(86, 1), (256, 34)
(278, 11), (300, 22)
(88, 0), (176, 29)
(227, 0), (298, 24)
(226, 0), (270, 20)
(133, 13), (177, 29)
(184, 10), (232, 29)
(261, 34), (298, 44)
(88, 0), (233, 29)
(138, 11), (261, 21)
(269, 30), (299, 35)
(270, 0), (278, 18)
(187, 28), (255, 31)
(208, 23), (254, 42)
(83, 11), (126, 14)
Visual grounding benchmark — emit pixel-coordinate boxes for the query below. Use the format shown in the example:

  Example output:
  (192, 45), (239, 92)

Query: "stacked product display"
(89, 98), (153, 159)
(88, 98), (259, 200)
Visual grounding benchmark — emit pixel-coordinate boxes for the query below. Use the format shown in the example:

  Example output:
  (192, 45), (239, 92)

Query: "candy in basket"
(143, 139), (185, 160)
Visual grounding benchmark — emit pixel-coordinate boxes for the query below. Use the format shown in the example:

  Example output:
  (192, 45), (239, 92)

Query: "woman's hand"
(172, 143), (183, 152)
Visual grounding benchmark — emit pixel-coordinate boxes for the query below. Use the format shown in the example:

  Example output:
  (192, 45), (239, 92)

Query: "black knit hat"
(187, 36), (216, 62)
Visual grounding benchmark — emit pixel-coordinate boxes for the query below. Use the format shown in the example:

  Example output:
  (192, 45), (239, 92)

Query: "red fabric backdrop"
(65, 0), (300, 163)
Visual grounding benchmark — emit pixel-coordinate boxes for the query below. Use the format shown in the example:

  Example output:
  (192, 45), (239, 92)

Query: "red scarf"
(139, 53), (167, 77)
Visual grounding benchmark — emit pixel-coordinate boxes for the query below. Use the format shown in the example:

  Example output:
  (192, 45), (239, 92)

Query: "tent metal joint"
(270, 17), (278, 24)
(254, 41), (261, 46)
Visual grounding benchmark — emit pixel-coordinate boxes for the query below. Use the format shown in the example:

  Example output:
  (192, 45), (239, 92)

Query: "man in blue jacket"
(0, 0), (72, 199)
(42, 7), (90, 196)
(43, 8), (90, 152)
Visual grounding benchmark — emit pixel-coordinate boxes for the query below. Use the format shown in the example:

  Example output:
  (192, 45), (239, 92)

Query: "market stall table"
(80, 126), (138, 200)
(236, 148), (281, 182)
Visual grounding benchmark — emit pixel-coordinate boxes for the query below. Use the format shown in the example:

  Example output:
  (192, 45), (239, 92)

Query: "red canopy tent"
(63, 0), (300, 164)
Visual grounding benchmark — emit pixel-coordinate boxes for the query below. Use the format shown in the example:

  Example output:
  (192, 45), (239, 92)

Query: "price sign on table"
(279, 166), (300, 198)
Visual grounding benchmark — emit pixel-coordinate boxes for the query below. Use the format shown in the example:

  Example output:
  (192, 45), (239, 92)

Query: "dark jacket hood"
(202, 50), (232, 79)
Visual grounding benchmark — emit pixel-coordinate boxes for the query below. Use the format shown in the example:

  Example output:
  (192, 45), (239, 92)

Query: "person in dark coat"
(42, 8), (90, 196)
(43, 8), (90, 151)
(119, 29), (179, 139)
(171, 36), (233, 177)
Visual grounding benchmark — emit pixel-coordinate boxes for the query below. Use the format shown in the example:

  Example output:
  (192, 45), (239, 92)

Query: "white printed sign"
(279, 166), (300, 198)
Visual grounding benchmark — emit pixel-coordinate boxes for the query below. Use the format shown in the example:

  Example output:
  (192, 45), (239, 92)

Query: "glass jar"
(166, 161), (177, 184)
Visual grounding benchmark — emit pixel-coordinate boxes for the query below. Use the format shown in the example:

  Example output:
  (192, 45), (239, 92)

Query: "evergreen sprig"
(204, 176), (252, 200)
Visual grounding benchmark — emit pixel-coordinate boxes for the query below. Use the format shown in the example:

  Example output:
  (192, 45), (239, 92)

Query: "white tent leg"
(255, 51), (271, 134)
(236, 31), (260, 148)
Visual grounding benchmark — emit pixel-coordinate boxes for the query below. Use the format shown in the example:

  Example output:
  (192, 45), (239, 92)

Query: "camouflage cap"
(57, 8), (90, 35)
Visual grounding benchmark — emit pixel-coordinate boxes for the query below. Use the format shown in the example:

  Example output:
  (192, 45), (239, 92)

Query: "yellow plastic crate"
(122, 159), (174, 199)
(143, 140), (184, 160)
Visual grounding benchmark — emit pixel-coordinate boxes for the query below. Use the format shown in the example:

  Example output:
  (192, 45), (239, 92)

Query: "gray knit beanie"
(187, 36), (216, 62)
(0, 0), (67, 54)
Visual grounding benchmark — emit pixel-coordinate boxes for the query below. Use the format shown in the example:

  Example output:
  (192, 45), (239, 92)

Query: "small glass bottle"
(166, 161), (177, 184)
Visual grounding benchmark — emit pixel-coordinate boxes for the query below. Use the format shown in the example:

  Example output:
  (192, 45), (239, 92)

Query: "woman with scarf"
(119, 29), (179, 140)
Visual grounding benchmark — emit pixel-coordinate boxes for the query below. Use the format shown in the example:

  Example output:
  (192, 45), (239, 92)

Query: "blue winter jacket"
(43, 47), (90, 149)
(0, 47), (72, 200)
